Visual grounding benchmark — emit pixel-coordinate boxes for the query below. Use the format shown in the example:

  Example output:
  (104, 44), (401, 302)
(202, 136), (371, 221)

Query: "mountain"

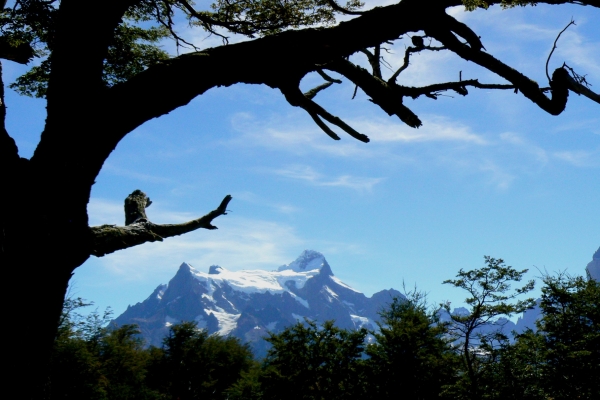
(113, 250), (403, 355)
(514, 246), (599, 333)
(586, 247), (600, 281)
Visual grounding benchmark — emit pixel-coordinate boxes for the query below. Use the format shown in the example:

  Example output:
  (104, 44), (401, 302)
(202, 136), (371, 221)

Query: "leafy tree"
(535, 273), (600, 400)
(1, 1), (599, 397)
(149, 321), (255, 400)
(467, 272), (599, 400)
(97, 325), (161, 400)
(261, 320), (368, 400)
(476, 328), (548, 400)
(47, 325), (107, 400)
(442, 256), (535, 400)
(225, 363), (264, 400)
(365, 294), (457, 400)
(47, 299), (161, 400)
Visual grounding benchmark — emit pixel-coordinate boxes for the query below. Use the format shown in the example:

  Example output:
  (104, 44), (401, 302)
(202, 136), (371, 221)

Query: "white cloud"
(230, 112), (488, 159)
(354, 117), (488, 144)
(228, 112), (374, 158)
(92, 216), (306, 281)
(553, 149), (600, 167)
(102, 163), (174, 184)
(479, 160), (515, 190)
(272, 165), (384, 192)
(234, 191), (301, 214)
(500, 132), (549, 165)
(554, 31), (600, 80)
(88, 198), (125, 226)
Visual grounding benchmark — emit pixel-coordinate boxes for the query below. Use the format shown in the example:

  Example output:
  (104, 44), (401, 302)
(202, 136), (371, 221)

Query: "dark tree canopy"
(1, 0), (599, 398)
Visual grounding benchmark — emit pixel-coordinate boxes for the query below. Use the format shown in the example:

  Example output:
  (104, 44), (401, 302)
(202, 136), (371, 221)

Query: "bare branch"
(402, 79), (515, 99)
(546, 19), (576, 83)
(304, 68), (344, 100)
(360, 45), (382, 79)
(388, 41), (447, 84)
(426, 24), (571, 115)
(564, 70), (600, 104)
(281, 84), (369, 142)
(307, 111), (342, 140)
(90, 190), (232, 257)
(327, 59), (423, 128)
(316, 69), (342, 84)
(304, 81), (334, 100)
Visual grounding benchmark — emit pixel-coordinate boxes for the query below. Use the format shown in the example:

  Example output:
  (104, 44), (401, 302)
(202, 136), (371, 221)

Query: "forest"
(45, 262), (599, 400)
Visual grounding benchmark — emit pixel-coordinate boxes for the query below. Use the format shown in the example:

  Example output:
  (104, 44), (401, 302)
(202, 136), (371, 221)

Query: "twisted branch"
(90, 190), (232, 257)
(425, 14), (570, 115)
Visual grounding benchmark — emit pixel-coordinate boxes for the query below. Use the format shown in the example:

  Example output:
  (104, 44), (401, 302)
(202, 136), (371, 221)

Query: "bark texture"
(91, 191), (232, 257)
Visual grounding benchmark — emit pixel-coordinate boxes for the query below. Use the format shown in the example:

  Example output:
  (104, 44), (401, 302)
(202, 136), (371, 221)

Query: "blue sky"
(5, 2), (599, 318)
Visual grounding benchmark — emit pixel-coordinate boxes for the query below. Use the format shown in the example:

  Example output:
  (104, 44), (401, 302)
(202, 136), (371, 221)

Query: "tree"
(535, 272), (600, 399)
(148, 321), (255, 400)
(261, 320), (368, 400)
(365, 294), (457, 400)
(466, 273), (599, 400)
(442, 256), (535, 400)
(1, 1), (599, 397)
(477, 329), (548, 400)
(47, 299), (161, 400)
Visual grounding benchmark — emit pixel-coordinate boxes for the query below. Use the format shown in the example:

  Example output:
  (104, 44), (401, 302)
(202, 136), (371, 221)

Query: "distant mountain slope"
(113, 250), (403, 355)
(114, 247), (598, 354)
(514, 246), (599, 333)
(586, 247), (600, 281)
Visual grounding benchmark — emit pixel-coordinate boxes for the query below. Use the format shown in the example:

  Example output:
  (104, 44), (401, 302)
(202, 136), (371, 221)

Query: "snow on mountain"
(113, 250), (403, 356)
(586, 247), (600, 281)
(113, 247), (598, 355)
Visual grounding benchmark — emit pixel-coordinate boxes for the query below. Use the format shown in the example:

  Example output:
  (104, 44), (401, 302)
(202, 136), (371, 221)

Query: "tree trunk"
(1, 138), (92, 399)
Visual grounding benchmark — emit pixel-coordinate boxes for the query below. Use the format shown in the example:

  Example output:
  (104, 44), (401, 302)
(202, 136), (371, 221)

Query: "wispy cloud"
(102, 163), (173, 184)
(229, 112), (373, 158)
(500, 132), (549, 165)
(88, 198), (125, 226)
(91, 215), (306, 281)
(479, 160), (516, 190)
(354, 117), (488, 144)
(234, 191), (301, 214)
(553, 148), (600, 167)
(272, 165), (384, 192)
(555, 34), (600, 80)
(230, 112), (488, 158)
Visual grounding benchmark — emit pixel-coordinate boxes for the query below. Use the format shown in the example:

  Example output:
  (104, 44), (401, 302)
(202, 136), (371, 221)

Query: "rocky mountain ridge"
(114, 247), (598, 355)
(114, 250), (403, 355)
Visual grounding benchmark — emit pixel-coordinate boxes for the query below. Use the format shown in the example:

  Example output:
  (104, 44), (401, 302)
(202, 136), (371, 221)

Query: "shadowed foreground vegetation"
(46, 263), (599, 400)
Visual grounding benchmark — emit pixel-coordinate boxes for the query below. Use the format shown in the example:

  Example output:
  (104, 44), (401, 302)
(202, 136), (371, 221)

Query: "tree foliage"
(149, 321), (255, 400)
(535, 273), (600, 399)
(442, 256), (535, 400)
(365, 294), (456, 400)
(46, 274), (599, 400)
(261, 319), (368, 400)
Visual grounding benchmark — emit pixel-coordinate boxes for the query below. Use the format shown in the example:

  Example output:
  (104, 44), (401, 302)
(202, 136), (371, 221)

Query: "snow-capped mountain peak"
(113, 250), (402, 356)
(277, 250), (330, 274)
(208, 265), (223, 274)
